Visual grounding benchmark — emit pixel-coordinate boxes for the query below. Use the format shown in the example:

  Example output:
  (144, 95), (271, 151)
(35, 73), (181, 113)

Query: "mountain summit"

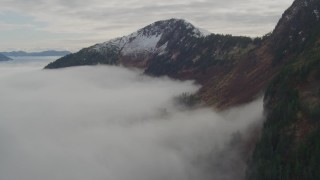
(45, 19), (211, 69)
(94, 18), (210, 55)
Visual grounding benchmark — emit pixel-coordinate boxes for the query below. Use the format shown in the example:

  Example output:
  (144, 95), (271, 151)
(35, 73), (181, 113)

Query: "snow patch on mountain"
(122, 33), (162, 55)
(93, 33), (163, 56)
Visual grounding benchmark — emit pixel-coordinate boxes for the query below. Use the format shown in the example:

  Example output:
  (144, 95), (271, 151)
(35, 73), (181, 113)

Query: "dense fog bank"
(0, 59), (264, 180)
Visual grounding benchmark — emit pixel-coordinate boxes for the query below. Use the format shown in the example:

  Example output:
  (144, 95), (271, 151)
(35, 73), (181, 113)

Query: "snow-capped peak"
(92, 18), (211, 56)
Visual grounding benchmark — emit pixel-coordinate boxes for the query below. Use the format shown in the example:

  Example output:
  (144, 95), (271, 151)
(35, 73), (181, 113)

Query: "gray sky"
(0, 0), (293, 52)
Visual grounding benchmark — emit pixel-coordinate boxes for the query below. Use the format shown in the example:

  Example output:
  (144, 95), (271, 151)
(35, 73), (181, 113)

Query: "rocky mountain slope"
(0, 53), (11, 61)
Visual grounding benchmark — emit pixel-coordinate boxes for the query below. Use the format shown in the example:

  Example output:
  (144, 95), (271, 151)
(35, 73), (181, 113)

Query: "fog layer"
(0, 59), (263, 180)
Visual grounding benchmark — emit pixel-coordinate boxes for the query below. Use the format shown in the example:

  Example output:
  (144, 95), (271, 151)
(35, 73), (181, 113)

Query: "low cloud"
(0, 59), (264, 180)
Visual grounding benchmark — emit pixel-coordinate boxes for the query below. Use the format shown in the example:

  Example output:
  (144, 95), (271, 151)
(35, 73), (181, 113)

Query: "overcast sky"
(0, 0), (293, 52)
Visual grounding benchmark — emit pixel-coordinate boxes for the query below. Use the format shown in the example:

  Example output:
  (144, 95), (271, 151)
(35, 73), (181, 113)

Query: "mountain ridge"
(2, 50), (71, 57)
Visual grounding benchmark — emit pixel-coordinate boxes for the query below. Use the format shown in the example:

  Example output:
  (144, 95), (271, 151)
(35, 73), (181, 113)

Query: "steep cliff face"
(247, 0), (320, 179)
(269, 0), (320, 63)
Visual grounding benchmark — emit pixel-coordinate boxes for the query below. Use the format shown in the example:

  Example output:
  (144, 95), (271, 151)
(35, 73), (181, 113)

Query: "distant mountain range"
(1, 50), (71, 57)
(0, 53), (11, 61)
